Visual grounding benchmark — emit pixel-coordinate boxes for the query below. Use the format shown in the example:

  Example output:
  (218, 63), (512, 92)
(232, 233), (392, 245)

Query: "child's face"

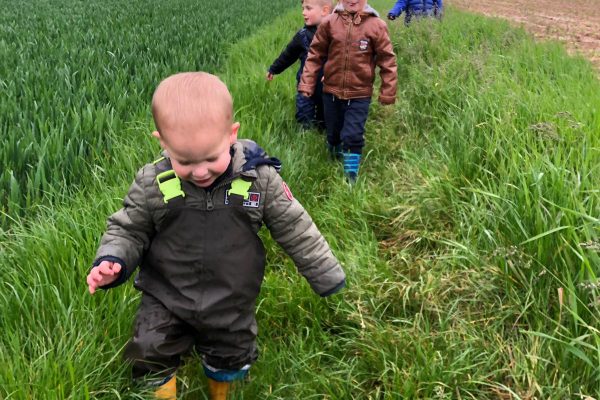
(153, 122), (239, 188)
(341, 0), (367, 13)
(302, 1), (330, 26)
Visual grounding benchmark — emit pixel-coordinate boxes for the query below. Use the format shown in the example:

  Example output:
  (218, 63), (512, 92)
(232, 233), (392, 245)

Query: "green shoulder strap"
(228, 178), (252, 200)
(154, 157), (185, 203)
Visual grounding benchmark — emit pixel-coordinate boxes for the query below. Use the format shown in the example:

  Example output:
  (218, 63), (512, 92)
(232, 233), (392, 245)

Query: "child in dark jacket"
(266, 0), (333, 130)
(387, 0), (443, 25)
(298, 0), (397, 183)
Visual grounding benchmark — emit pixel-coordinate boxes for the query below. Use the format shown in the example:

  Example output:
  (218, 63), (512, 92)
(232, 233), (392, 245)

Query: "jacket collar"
(161, 139), (279, 181)
(334, 3), (379, 24)
(231, 141), (254, 177)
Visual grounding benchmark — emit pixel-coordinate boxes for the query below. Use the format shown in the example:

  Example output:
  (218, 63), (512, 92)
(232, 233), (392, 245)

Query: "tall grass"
(0, 0), (599, 398)
(0, 0), (296, 224)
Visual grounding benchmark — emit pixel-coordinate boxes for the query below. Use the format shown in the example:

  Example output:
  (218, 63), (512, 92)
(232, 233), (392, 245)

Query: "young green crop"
(0, 0), (296, 226)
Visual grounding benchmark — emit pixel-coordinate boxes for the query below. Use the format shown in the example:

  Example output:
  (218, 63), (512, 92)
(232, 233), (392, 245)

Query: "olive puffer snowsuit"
(93, 139), (345, 375)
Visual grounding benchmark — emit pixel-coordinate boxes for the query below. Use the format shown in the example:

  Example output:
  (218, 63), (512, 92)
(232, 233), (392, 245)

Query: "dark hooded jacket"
(268, 25), (318, 83)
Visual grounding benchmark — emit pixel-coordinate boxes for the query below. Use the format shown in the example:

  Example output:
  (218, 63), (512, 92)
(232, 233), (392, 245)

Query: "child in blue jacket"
(387, 0), (443, 25)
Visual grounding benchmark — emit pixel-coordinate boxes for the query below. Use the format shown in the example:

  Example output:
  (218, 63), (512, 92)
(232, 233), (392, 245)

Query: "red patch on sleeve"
(282, 182), (294, 201)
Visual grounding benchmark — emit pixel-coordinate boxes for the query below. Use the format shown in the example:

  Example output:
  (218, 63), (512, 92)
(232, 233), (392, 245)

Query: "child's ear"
(229, 122), (240, 145)
(322, 5), (332, 15)
(152, 130), (167, 149)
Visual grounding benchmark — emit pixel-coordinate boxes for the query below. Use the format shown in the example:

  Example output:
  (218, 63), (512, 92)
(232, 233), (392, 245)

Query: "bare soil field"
(449, 0), (600, 71)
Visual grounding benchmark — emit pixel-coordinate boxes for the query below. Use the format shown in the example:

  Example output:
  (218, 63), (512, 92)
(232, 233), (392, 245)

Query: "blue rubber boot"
(343, 152), (361, 184)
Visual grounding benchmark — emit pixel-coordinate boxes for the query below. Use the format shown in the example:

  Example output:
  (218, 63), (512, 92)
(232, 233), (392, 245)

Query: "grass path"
(1, 1), (599, 398)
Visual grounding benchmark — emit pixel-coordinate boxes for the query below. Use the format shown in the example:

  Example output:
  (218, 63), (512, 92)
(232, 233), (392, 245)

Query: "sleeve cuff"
(91, 256), (128, 290)
(320, 279), (346, 297)
(378, 95), (396, 105)
(297, 83), (313, 94)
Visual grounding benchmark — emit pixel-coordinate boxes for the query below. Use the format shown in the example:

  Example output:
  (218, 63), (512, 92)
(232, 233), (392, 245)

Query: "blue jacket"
(388, 0), (443, 18)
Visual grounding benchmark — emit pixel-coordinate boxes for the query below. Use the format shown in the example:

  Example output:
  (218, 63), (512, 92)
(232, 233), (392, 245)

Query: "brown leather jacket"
(298, 4), (397, 104)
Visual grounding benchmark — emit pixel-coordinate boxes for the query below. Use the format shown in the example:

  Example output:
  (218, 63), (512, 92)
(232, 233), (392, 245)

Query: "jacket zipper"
(205, 176), (238, 211)
(342, 14), (354, 98)
(206, 194), (214, 210)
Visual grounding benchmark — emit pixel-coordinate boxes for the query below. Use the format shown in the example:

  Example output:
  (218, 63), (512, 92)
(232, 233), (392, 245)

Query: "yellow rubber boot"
(207, 378), (230, 400)
(154, 375), (176, 400)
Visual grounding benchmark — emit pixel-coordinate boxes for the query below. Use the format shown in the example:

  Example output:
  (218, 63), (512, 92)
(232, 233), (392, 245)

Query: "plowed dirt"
(449, 0), (600, 71)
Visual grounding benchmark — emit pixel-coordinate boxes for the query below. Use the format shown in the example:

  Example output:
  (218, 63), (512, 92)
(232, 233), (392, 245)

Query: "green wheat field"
(1, 0), (599, 398)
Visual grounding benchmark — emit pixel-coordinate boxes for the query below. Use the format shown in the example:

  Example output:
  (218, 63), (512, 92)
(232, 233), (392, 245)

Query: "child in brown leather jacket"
(298, 0), (397, 183)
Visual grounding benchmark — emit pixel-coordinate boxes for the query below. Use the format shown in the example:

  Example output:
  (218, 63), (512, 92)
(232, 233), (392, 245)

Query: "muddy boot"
(208, 378), (231, 400)
(343, 152), (361, 184)
(154, 375), (176, 400)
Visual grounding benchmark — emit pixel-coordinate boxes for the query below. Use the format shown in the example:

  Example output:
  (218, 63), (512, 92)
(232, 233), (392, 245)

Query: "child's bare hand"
(86, 261), (122, 294)
(378, 97), (395, 106)
(378, 102), (396, 119)
(266, 72), (274, 81)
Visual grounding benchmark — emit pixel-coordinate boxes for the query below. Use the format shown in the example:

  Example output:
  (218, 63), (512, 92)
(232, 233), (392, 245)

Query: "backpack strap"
(153, 157), (185, 206)
(228, 178), (252, 200)
(225, 177), (253, 207)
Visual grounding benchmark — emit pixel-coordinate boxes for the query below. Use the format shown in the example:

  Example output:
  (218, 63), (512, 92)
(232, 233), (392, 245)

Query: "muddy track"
(449, 0), (600, 72)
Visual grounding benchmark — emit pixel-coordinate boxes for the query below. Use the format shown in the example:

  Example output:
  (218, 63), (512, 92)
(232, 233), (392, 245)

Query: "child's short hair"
(151, 72), (233, 134)
(302, 0), (334, 7)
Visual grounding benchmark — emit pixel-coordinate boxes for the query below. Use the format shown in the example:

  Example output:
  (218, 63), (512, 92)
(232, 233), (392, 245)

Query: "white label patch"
(359, 39), (369, 51)
(225, 191), (261, 208)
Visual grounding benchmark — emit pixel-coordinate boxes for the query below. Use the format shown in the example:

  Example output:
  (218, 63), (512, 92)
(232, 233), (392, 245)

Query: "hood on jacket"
(334, 3), (379, 17)
(237, 140), (281, 173)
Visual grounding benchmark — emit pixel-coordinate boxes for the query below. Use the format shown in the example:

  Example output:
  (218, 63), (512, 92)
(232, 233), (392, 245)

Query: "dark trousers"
(405, 9), (436, 25)
(124, 294), (257, 379)
(322, 93), (371, 154)
(296, 80), (325, 130)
